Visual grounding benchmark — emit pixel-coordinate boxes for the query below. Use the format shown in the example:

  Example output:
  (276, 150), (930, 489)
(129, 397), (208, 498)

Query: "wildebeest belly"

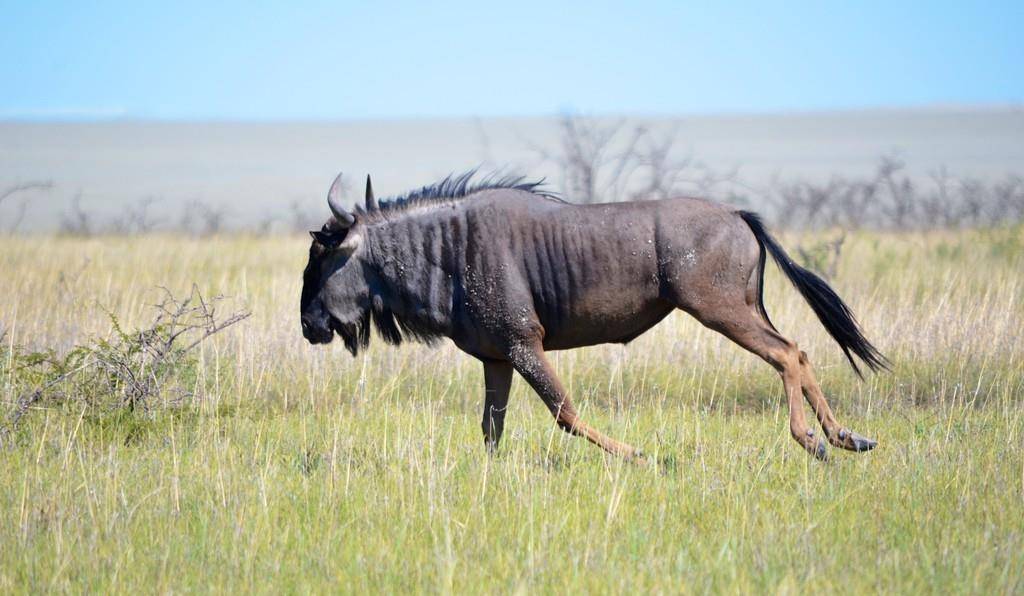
(532, 280), (675, 350)
(539, 300), (675, 350)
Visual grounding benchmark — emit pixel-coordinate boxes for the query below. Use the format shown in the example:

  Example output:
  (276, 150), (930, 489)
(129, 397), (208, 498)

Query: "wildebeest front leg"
(507, 343), (643, 460)
(481, 360), (513, 453)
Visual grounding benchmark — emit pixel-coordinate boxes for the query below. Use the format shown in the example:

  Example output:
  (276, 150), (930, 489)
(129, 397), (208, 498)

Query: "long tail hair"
(738, 210), (889, 377)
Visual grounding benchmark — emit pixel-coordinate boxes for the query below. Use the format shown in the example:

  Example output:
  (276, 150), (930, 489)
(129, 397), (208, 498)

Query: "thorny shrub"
(0, 286), (249, 446)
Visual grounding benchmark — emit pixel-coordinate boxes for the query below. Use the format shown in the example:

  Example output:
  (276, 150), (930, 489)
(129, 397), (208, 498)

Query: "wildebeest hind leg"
(507, 342), (643, 460)
(688, 303), (829, 460)
(481, 360), (513, 454)
(798, 355), (877, 452)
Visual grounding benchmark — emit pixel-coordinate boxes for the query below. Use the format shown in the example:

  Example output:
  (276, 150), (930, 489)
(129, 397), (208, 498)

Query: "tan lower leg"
(554, 401), (641, 459)
(782, 361), (825, 458)
(798, 351), (842, 434)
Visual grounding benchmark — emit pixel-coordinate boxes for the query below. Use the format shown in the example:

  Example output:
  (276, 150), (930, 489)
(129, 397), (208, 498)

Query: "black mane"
(354, 170), (561, 221)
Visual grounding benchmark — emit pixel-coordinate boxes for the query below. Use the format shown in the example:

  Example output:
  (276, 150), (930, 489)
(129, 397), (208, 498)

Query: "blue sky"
(1, 1), (1021, 120)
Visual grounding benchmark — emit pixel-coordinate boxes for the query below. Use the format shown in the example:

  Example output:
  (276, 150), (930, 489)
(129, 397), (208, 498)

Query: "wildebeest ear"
(339, 230), (363, 254)
(310, 229), (343, 248)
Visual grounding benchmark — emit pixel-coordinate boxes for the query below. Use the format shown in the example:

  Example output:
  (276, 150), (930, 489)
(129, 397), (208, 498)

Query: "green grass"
(1, 229), (1023, 593)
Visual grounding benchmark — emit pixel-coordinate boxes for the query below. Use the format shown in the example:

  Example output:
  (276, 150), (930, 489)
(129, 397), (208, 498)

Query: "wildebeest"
(301, 172), (887, 461)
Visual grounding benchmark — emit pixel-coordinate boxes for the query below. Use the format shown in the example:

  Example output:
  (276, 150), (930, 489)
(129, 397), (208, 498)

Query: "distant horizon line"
(1, 102), (1021, 124)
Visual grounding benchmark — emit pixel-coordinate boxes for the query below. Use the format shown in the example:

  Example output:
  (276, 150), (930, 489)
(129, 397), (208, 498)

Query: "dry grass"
(1, 228), (1022, 593)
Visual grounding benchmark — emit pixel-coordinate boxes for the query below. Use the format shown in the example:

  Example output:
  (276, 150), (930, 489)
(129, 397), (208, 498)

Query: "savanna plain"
(1, 228), (1022, 593)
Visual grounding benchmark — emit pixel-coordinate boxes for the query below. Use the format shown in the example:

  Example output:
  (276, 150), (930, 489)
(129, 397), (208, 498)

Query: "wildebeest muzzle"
(301, 300), (335, 344)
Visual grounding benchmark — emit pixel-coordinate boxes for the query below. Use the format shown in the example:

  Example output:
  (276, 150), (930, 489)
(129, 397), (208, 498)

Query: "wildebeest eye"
(309, 229), (344, 248)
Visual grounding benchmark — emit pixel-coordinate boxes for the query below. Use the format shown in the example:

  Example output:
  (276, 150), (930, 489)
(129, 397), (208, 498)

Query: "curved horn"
(326, 172), (355, 227)
(365, 175), (378, 211)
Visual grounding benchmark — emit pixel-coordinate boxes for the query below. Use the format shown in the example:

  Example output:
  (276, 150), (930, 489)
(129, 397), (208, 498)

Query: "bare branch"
(0, 180), (52, 205)
(0, 180), (53, 233)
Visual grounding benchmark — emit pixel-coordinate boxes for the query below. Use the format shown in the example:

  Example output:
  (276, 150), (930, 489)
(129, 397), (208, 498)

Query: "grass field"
(1, 229), (1022, 593)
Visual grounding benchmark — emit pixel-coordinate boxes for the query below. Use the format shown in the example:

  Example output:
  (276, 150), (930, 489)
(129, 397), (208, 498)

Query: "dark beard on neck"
(331, 310), (371, 356)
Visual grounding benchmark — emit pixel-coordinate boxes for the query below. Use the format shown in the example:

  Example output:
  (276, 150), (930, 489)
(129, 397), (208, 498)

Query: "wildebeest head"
(300, 173), (375, 353)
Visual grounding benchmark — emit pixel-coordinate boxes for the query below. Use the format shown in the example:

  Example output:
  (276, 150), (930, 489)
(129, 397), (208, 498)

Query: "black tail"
(738, 210), (889, 377)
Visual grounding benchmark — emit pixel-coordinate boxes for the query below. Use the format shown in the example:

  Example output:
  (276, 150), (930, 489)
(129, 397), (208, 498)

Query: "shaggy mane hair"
(353, 170), (561, 223)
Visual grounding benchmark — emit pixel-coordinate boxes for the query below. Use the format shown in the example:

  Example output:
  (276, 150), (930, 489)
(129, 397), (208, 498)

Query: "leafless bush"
(1, 286), (250, 445)
(58, 195), (162, 236)
(530, 114), (743, 204)
(180, 200), (228, 237)
(993, 175), (1024, 222)
(111, 197), (162, 234)
(528, 114), (745, 205)
(527, 114), (633, 203)
(54, 193), (323, 236)
(58, 193), (94, 236)
(918, 168), (959, 227)
(876, 156), (916, 229)
(772, 175), (879, 229)
(769, 157), (1024, 230)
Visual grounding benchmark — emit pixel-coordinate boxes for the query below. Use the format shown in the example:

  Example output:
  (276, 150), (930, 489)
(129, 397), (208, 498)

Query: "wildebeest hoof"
(849, 432), (877, 452)
(627, 450), (648, 464)
(831, 428), (877, 452)
(812, 440), (829, 462)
